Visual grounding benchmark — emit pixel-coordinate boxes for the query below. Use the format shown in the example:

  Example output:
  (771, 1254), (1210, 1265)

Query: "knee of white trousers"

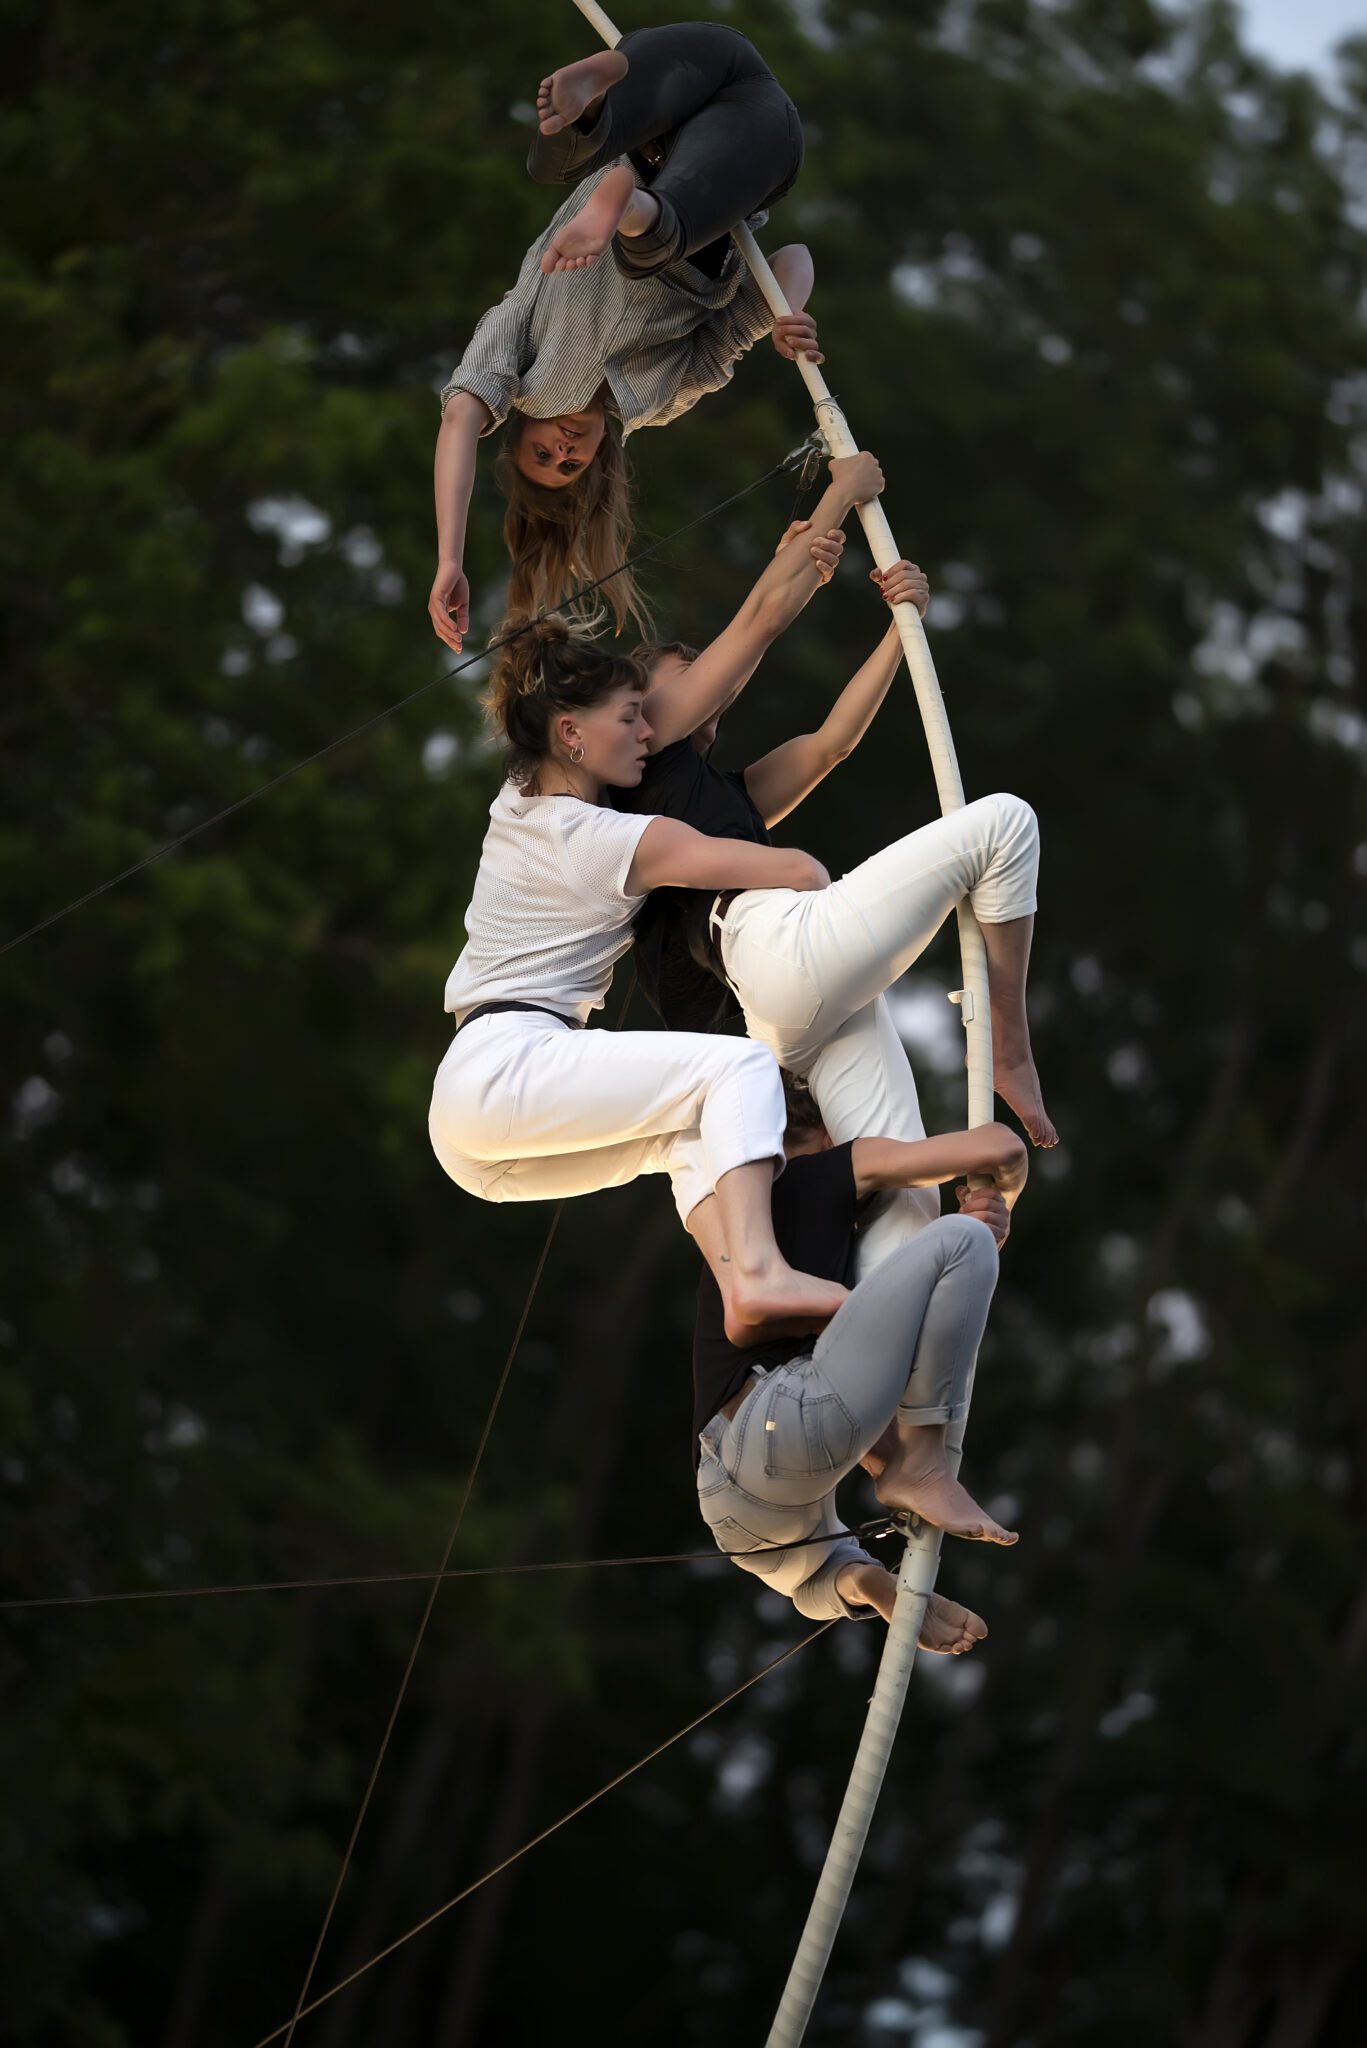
(973, 791), (1039, 923)
(986, 789), (1038, 849)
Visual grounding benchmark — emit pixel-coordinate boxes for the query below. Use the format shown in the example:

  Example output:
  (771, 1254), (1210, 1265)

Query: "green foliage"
(1, 1), (1364, 2043)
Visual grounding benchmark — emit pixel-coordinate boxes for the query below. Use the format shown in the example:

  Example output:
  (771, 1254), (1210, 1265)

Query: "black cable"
(250, 1622), (837, 2048)
(277, 962), (647, 2044)
(0, 1519), (902, 1615)
(1, 454), (807, 959)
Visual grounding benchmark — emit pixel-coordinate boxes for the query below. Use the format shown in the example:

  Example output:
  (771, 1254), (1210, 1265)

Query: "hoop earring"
(570, 742), (585, 765)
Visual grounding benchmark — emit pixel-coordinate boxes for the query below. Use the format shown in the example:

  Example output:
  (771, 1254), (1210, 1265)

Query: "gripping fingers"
(772, 314), (825, 364)
(809, 528), (845, 582)
(872, 560), (930, 616)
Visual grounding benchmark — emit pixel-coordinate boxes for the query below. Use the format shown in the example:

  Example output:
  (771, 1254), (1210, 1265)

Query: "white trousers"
(428, 1010), (786, 1225)
(716, 793), (1039, 1273)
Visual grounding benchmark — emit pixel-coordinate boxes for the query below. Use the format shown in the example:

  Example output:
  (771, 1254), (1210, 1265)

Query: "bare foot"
(995, 1050), (1057, 1148)
(921, 1592), (988, 1656)
(724, 1266), (847, 1349)
(876, 1454), (1018, 1546)
(540, 164), (641, 274)
(535, 50), (628, 136)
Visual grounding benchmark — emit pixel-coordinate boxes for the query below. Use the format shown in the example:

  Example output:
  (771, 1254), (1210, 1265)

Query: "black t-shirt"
(692, 1144), (860, 1460)
(609, 739), (770, 1032)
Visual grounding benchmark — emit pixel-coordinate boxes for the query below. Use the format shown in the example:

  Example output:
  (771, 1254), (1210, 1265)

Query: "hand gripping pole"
(570, 10), (993, 2041)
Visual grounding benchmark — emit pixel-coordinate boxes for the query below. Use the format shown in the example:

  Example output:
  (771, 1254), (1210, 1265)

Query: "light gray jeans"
(696, 1216), (999, 1621)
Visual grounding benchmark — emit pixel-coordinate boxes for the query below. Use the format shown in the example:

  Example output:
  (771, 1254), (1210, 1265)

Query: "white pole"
(568, 11), (993, 2041)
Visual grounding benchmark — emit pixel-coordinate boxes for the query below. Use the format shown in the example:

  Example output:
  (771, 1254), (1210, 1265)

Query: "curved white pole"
(568, 11), (992, 2042)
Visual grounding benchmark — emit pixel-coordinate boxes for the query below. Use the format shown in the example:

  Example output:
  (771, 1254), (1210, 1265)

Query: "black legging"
(527, 22), (803, 277)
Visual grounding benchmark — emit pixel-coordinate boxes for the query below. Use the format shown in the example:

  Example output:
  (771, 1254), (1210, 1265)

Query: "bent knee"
(934, 1212), (1000, 1266)
(982, 790), (1038, 846)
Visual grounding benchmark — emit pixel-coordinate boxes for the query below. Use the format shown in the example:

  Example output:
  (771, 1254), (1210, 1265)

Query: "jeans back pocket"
(760, 1370), (858, 1479)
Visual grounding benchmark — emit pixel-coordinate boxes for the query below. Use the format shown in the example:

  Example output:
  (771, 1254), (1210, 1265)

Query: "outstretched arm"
(641, 451), (885, 750)
(626, 816), (829, 898)
(851, 1123), (1028, 1208)
(428, 393), (490, 653)
(743, 559), (929, 827)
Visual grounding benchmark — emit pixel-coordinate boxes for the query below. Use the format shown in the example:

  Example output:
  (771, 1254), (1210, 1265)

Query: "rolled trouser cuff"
(526, 108), (614, 186)
(896, 1396), (968, 1428)
(667, 1040), (786, 1227)
(611, 191), (687, 274)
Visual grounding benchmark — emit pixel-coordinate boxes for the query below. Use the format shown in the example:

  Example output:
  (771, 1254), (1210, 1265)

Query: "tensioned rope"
(1, 434), (834, 2042)
(1, 1518), (901, 1614)
(252, 1622), (836, 2048)
(269, 434), (849, 2040)
(0, 449), (813, 959)
(276, 1198), (564, 2048)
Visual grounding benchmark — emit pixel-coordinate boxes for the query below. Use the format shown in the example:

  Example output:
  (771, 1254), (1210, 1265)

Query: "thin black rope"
(1, 455), (804, 960)
(0, 1519), (901, 1615)
(251, 1620), (836, 2048)
(277, 1202), (563, 2047)
(277, 961), (641, 2045)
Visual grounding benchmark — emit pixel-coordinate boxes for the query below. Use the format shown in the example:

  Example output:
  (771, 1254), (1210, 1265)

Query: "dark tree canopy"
(1, 2), (1364, 2043)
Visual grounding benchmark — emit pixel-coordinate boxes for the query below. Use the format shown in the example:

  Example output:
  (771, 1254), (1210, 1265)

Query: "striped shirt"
(438, 166), (775, 438)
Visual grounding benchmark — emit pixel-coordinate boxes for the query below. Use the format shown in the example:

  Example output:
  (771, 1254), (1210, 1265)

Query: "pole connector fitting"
(948, 988), (975, 1025)
(781, 430), (829, 484)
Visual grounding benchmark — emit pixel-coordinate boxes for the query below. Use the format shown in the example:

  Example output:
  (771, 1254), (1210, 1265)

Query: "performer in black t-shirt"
(694, 1089), (1028, 1625)
(612, 474), (1053, 1298)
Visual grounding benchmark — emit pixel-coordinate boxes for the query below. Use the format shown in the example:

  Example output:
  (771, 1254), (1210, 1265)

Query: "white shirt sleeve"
(553, 804), (652, 908)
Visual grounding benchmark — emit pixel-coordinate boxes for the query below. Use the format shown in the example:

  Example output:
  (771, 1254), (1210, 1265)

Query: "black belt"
(708, 889), (744, 972)
(455, 1001), (582, 1035)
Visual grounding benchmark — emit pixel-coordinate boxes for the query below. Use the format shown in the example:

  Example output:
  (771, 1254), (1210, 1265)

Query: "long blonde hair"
(484, 612), (645, 789)
(495, 411), (654, 640)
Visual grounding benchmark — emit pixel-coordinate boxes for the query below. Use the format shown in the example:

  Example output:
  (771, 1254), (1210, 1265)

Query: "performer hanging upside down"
(428, 608), (858, 1340)
(693, 1081), (1028, 1625)
(429, 22), (817, 652)
(609, 457), (1056, 1295)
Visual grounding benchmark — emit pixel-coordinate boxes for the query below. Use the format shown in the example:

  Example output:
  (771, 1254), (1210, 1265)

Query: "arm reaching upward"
(744, 559), (929, 827)
(641, 450), (886, 750)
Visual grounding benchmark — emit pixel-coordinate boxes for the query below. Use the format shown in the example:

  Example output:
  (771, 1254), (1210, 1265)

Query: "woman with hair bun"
(429, 22), (819, 653)
(428, 613), (848, 1341)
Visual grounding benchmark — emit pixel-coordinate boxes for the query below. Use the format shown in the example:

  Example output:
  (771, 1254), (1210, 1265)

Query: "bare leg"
(980, 912), (1057, 1147)
(874, 1418), (1018, 1545)
(708, 1160), (848, 1346)
(540, 165), (662, 273)
(535, 50), (629, 136)
(858, 1418), (898, 1480)
(921, 1592), (989, 1654)
(834, 1563), (989, 1649)
(689, 1190), (846, 1348)
(688, 1193), (734, 1318)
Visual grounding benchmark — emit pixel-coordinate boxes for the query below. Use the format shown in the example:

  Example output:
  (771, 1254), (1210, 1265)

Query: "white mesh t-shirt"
(444, 784), (653, 1027)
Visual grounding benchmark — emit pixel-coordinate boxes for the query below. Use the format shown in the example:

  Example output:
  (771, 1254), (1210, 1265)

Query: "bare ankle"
(618, 189), (661, 238)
